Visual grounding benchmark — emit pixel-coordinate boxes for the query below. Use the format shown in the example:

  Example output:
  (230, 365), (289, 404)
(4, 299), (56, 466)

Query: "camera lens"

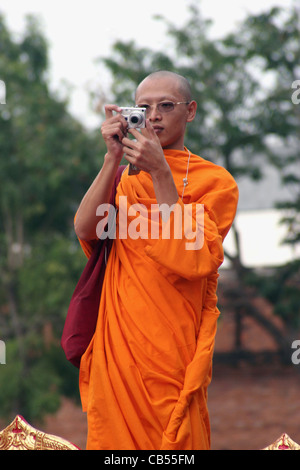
(129, 112), (143, 126)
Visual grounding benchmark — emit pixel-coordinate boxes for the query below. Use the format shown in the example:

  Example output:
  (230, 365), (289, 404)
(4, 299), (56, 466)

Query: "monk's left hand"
(121, 120), (169, 177)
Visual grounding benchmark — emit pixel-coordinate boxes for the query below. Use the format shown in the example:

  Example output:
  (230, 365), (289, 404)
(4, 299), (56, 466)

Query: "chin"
(158, 136), (172, 149)
(161, 139), (183, 150)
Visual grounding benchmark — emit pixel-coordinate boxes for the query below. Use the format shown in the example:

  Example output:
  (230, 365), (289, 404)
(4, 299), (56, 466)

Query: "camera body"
(120, 107), (146, 129)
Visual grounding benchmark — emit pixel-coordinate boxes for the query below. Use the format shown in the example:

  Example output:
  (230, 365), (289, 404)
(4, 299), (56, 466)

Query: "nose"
(148, 104), (162, 121)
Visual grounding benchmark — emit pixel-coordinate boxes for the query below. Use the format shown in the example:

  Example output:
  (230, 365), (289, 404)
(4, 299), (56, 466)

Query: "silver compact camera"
(120, 107), (146, 129)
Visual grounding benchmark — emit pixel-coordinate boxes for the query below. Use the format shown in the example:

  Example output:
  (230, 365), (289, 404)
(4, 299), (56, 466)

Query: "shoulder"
(190, 153), (238, 190)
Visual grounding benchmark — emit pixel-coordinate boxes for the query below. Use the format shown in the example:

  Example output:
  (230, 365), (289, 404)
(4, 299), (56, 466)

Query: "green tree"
(0, 14), (104, 421)
(231, 6), (300, 331)
(101, 4), (270, 180)
(99, 3), (300, 352)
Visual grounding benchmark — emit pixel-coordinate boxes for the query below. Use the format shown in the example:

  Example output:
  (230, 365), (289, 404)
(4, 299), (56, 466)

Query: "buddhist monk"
(74, 71), (239, 450)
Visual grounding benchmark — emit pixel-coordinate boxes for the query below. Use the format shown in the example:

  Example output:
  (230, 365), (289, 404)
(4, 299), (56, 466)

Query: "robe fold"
(78, 148), (238, 450)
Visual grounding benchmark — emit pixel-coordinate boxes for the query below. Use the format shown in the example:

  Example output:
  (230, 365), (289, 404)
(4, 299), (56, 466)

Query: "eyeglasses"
(135, 101), (190, 115)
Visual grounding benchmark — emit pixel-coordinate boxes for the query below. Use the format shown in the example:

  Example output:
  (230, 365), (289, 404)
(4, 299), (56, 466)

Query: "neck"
(161, 136), (185, 151)
(162, 143), (186, 151)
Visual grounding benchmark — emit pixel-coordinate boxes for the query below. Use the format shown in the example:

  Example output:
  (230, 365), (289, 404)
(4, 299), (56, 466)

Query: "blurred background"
(0, 0), (299, 450)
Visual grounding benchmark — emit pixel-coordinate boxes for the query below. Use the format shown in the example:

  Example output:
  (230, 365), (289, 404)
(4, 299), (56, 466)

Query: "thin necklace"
(181, 149), (191, 200)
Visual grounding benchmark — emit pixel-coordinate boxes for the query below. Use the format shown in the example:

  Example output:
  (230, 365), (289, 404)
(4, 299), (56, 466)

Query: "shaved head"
(134, 70), (197, 149)
(136, 71), (192, 102)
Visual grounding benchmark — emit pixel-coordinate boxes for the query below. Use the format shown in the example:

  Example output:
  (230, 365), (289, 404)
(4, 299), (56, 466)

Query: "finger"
(137, 119), (156, 139)
(104, 104), (122, 120)
(144, 119), (156, 136)
(122, 140), (139, 158)
(122, 153), (133, 164)
(102, 122), (125, 139)
(101, 124), (126, 142)
(102, 114), (129, 139)
(127, 127), (142, 140)
(123, 148), (138, 163)
(122, 136), (137, 148)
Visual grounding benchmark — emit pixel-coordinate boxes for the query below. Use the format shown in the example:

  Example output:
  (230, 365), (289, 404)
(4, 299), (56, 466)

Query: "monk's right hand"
(101, 104), (128, 161)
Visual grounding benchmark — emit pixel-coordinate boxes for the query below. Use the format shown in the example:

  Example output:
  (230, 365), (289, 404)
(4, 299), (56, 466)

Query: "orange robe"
(78, 149), (238, 450)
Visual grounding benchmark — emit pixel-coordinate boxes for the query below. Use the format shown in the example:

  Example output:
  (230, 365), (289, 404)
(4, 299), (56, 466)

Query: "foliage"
(246, 259), (300, 329)
(0, 2), (299, 421)
(100, 3), (300, 332)
(235, 6), (300, 247)
(101, 5), (274, 180)
(0, 14), (104, 420)
(0, 338), (78, 421)
(230, 6), (300, 326)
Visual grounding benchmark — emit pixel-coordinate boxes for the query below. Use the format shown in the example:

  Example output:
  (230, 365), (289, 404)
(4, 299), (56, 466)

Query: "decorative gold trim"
(0, 415), (79, 450)
(263, 433), (300, 450)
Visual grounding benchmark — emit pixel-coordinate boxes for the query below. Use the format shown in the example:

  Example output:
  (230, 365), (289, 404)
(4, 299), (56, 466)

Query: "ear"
(186, 100), (197, 123)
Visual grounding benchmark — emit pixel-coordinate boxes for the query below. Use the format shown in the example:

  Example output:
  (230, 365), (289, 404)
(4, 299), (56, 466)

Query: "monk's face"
(135, 77), (196, 149)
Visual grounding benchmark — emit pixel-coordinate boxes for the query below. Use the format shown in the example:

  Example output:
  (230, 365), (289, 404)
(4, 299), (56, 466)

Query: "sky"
(0, 0), (295, 128)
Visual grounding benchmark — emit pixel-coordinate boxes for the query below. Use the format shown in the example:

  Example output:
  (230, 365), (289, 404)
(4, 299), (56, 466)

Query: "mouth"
(152, 125), (164, 134)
